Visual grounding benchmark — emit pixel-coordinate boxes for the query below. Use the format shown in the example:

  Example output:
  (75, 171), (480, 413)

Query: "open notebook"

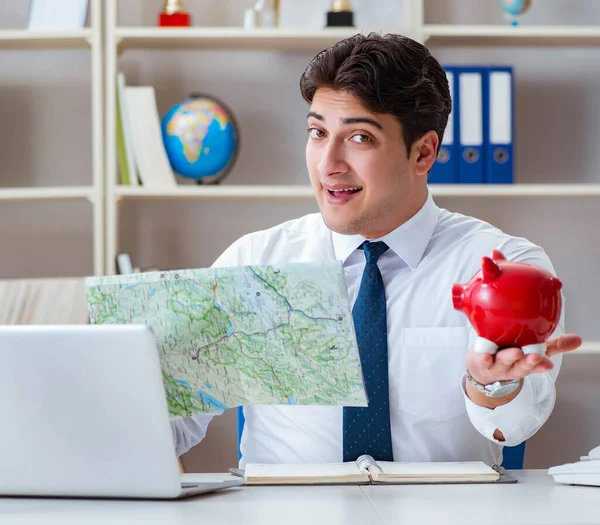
(239, 455), (516, 485)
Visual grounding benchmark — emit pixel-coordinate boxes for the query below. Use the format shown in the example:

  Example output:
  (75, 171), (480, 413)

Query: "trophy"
(326, 0), (354, 27)
(245, 0), (280, 28)
(158, 0), (191, 27)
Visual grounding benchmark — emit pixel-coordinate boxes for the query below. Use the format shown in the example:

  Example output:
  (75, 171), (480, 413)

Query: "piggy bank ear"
(481, 256), (502, 283)
(491, 250), (506, 261)
(452, 283), (465, 310)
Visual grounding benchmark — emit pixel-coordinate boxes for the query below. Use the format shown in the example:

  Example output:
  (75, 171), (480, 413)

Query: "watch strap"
(466, 370), (520, 398)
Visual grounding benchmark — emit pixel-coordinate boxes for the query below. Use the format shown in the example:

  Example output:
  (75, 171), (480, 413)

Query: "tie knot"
(361, 241), (389, 264)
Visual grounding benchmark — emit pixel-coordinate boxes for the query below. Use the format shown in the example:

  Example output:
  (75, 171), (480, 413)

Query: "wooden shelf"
(429, 183), (600, 197)
(113, 27), (396, 52)
(0, 186), (94, 202)
(574, 341), (600, 355)
(422, 24), (600, 47)
(0, 29), (94, 50)
(115, 183), (600, 200)
(115, 184), (314, 200)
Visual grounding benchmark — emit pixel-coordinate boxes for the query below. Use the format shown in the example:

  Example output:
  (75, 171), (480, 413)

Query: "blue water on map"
(214, 300), (235, 336)
(204, 382), (212, 389)
(197, 390), (229, 410)
(175, 380), (227, 410)
(287, 396), (297, 405)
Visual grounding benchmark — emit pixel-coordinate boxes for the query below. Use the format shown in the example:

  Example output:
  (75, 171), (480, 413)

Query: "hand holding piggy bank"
(452, 250), (563, 356)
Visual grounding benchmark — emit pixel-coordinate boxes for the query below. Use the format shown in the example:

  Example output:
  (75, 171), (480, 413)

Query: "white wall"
(1, 0), (599, 471)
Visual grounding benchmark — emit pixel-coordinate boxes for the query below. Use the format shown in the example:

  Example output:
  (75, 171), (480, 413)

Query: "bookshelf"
(104, 0), (408, 275)
(104, 0), (600, 350)
(104, 1), (600, 271)
(0, 0), (104, 277)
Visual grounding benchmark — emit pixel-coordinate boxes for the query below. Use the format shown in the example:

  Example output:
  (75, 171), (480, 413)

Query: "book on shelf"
(28, 0), (89, 30)
(116, 72), (139, 186)
(123, 84), (178, 189)
(240, 454), (514, 485)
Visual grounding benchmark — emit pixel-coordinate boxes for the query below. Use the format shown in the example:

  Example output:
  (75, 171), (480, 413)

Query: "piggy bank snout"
(551, 277), (563, 291)
(452, 283), (465, 310)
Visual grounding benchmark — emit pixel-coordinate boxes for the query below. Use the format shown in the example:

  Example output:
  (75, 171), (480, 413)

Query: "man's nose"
(317, 141), (348, 176)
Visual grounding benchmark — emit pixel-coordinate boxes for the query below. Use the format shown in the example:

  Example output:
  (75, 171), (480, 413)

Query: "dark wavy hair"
(299, 32), (451, 156)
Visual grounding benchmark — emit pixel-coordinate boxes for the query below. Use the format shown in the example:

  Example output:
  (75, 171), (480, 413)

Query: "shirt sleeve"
(171, 410), (224, 457)
(461, 237), (566, 447)
(170, 236), (249, 457)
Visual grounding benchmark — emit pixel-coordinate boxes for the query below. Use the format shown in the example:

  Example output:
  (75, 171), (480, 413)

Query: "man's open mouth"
(326, 187), (362, 196)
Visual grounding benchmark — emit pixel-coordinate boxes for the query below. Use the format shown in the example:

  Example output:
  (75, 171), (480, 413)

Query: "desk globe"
(161, 95), (240, 184)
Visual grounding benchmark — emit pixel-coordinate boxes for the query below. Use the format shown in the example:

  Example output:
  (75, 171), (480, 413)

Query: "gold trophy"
(326, 0), (354, 27)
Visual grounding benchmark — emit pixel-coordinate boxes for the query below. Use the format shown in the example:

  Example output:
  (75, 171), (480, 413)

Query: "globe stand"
(195, 170), (231, 185)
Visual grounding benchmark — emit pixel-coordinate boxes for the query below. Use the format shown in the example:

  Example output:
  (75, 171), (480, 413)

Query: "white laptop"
(0, 324), (243, 499)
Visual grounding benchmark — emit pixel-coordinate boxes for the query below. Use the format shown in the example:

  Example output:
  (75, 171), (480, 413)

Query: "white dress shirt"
(171, 191), (565, 467)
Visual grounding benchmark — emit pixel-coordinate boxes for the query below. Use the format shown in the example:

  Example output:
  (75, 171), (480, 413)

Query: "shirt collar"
(330, 191), (439, 270)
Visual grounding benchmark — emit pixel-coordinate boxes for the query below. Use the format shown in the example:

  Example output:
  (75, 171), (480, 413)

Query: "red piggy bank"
(452, 250), (562, 355)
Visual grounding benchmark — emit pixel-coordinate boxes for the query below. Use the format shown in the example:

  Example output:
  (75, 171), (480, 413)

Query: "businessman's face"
(306, 88), (436, 238)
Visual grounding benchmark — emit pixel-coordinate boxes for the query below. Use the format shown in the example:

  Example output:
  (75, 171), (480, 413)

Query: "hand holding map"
(85, 261), (367, 419)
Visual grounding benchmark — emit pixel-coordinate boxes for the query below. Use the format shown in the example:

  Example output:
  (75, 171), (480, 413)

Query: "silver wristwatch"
(466, 370), (521, 398)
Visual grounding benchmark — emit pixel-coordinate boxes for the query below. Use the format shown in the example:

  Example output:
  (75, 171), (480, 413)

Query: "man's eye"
(308, 128), (325, 139)
(351, 134), (372, 143)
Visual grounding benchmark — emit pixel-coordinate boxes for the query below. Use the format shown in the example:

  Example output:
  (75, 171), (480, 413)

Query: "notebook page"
(245, 462), (366, 482)
(376, 461), (498, 479)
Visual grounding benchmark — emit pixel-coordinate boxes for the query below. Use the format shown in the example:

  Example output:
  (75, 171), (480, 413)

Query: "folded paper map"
(85, 261), (367, 418)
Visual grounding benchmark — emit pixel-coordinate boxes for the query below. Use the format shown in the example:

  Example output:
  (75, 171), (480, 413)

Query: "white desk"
(362, 470), (600, 525)
(0, 470), (597, 525)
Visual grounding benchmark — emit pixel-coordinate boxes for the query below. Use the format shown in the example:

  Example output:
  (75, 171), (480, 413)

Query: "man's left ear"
(412, 131), (439, 177)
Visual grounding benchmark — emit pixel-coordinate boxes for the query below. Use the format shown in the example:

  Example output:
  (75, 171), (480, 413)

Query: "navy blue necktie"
(343, 241), (393, 462)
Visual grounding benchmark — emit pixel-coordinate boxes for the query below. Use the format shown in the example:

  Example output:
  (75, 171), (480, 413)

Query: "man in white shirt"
(172, 33), (581, 467)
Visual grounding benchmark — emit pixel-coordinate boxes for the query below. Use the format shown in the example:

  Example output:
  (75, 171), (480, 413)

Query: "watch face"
(486, 381), (519, 398)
